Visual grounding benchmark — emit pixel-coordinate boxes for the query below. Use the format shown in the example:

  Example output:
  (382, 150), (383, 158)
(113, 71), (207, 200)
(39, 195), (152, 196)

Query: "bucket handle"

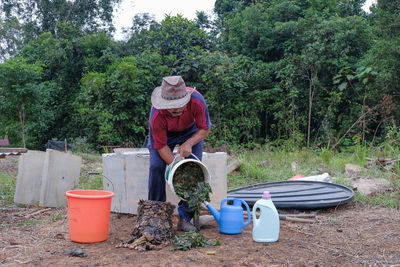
(189, 153), (200, 161)
(171, 153), (200, 165)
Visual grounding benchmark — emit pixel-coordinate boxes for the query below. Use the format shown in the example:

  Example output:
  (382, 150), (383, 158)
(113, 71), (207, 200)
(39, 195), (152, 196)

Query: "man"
(147, 75), (211, 231)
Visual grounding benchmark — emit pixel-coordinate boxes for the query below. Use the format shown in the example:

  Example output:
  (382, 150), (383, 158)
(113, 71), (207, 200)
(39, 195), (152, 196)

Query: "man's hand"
(178, 142), (193, 158)
(178, 128), (210, 158)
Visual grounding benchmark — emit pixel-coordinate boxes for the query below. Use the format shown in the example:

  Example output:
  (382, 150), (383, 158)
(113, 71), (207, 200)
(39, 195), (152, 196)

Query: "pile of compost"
(117, 200), (175, 250)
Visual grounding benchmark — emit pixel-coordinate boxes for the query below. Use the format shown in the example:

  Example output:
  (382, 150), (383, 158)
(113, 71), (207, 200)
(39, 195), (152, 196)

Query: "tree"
(124, 14), (212, 82)
(77, 52), (169, 148)
(199, 52), (272, 145)
(224, 4), (273, 61)
(278, 14), (373, 148)
(0, 0), (121, 59)
(0, 57), (45, 147)
(359, 0), (400, 131)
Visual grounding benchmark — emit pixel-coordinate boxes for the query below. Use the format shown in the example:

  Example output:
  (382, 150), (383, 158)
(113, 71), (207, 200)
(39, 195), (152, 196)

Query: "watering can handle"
(221, 198), (251, 227)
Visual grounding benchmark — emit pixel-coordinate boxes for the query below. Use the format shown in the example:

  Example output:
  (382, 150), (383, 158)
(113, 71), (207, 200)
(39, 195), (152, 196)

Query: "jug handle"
(241, 199), (251, 227)
(220, 198), (251, 227)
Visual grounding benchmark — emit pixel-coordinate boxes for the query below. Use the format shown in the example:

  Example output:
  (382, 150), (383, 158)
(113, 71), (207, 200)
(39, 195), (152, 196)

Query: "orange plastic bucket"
(65, 190), (114, 243)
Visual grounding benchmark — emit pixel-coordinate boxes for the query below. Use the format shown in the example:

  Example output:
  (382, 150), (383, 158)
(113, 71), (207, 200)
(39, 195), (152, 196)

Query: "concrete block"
(39, 149), (81, 207)
(14, 150), (46, 205)
(102, 150), (227, 214)
(103, 152), (150, 214)
(14, 149), (81, 207)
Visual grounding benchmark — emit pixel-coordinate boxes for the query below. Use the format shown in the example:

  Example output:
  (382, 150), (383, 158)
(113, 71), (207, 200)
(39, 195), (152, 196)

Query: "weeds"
(79, 174), (103, 190)
(0, 172), (16, 205)
(16, 219), (41, 228)
(78, 152), (103, 190)
(228, 145), (399, 208)
(1, 141), (399, 209)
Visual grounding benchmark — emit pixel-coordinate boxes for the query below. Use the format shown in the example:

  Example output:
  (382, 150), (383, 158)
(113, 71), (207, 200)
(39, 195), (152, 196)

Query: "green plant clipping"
(172, 230), (221, 251)
(173, 162), (212, 219)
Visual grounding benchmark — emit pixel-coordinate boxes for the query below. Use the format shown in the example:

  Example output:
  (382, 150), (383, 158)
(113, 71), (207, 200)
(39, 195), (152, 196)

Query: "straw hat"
(151, 76), (193, 109)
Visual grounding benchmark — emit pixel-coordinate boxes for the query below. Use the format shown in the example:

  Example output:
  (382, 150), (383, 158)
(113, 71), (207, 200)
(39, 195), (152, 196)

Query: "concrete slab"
(102, 151), (227, 214)
(14, 149), (81, 207)
(39, 149), (81, 207)
(14, 150), (46, 205)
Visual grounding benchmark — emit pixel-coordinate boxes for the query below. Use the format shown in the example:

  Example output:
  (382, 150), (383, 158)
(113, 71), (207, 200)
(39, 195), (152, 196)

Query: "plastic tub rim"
(65, 189), (114, 199)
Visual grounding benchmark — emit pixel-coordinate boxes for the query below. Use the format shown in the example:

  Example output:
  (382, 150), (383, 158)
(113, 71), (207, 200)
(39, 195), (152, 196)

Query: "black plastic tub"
(227, 180), (354, 209)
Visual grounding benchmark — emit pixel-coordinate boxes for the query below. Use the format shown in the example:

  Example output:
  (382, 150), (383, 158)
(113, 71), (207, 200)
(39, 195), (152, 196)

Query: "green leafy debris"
(172, 230), (221, 251)
(173, 162), (212, 219)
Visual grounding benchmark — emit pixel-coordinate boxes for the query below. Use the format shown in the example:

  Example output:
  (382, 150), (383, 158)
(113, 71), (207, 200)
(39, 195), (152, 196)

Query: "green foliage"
(0, 172), (16, 206)
(355, 191), (400, 209)
(321, 147), (334, 167)
(224, 4), (273, 61)
(0, 57), (53, 148)
(0, 0), (398, 155)
(0, 17), (23, 61)
(71, 137), (96, 154)
(172, 230), (220, 251)
(77, 53), (169, 148)
(16, 219), (41, 228)
(79, 174), (103, 190)
(157, 15), (211, 58)
(0, 0), (120, 59)
(200, 52), (271, 146)
(228, 146), (399, 208)
(173, 162), (212, 219)
(352, 134), (369, 166)
(175, 181), (212, 219)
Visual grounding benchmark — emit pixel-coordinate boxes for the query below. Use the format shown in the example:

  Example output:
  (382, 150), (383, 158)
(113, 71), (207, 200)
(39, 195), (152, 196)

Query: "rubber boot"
(177, 218), (196, 232)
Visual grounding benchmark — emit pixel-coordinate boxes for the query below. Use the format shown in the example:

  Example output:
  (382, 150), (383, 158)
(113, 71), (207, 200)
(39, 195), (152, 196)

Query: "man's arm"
(178, 128), (210, 157)
(157, 145), (175, 165)
(157, 128), (210, 164)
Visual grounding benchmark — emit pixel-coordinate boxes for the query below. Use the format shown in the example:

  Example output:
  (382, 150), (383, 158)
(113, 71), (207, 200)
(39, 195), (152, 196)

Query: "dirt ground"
(1, 202), (400, 267)
(1, 154), (400, 266)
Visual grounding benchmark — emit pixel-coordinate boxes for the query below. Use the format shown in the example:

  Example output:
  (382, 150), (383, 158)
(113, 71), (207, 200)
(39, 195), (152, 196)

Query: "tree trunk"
(307, 71), (315, 149)
(19, 109), (26, 148)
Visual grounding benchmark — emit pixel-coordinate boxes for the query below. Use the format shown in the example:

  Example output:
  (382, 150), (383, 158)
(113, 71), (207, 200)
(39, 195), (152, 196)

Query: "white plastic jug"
(252, 191), (280, 242)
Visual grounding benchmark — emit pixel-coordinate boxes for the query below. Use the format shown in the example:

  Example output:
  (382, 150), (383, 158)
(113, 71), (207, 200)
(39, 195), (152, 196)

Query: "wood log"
(227, 158), (241, 174)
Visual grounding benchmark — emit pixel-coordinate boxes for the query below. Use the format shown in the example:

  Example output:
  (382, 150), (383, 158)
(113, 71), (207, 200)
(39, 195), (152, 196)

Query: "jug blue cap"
(262, 191), (271, 199)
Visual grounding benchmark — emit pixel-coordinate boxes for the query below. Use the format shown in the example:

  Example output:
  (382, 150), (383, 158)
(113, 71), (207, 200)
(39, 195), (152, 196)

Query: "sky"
(113, 0), (216, 40)
(113, 0), (377, 40)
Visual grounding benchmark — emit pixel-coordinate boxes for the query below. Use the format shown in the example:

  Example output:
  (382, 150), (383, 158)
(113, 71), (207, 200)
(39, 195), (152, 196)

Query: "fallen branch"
(116, 236), (146, 249)
(279, 215), (315, 223)
(24, 208), (52, 219)
(14, 259), (31, 264)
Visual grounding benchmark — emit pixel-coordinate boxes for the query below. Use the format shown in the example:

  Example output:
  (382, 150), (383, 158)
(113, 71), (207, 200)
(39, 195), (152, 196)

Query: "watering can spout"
(205, 201), (220, 223)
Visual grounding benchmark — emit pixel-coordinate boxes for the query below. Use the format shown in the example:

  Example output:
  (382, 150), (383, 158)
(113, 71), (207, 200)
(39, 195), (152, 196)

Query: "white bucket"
(165, 154), (211, 200)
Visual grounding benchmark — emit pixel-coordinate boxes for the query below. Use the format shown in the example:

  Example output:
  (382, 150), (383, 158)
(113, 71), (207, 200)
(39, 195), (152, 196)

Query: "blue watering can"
(205, 198), (251, 234)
